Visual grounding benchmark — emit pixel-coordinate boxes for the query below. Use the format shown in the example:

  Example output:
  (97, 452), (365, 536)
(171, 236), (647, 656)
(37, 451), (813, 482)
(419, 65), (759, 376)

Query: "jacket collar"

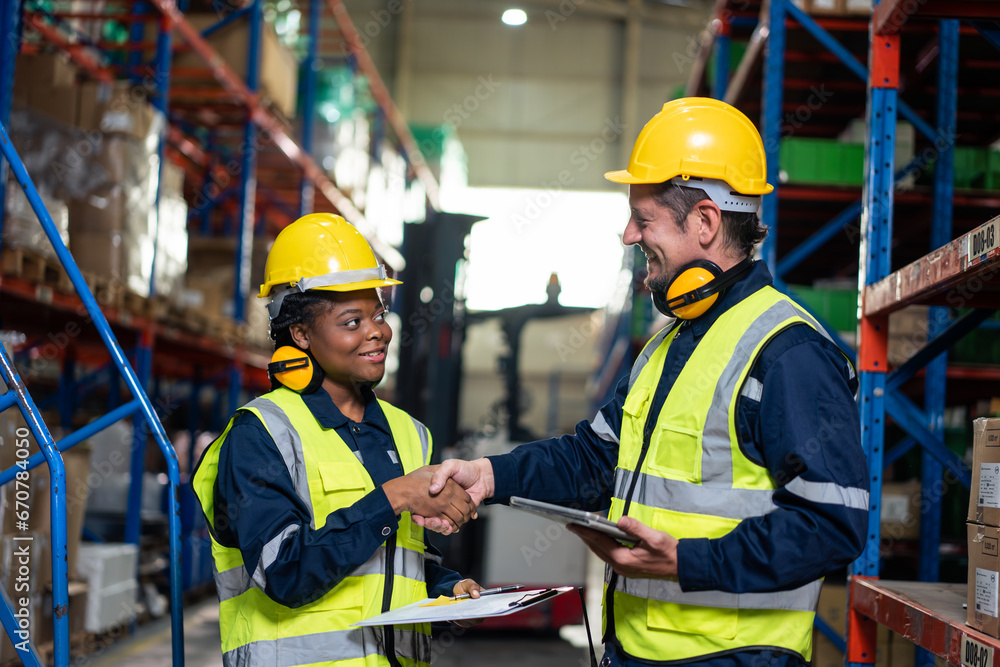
(300, 385), (385, 430)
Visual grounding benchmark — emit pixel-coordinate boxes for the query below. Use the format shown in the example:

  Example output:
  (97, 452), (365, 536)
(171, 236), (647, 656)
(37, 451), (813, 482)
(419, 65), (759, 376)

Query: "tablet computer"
(508, 496), (637, 546)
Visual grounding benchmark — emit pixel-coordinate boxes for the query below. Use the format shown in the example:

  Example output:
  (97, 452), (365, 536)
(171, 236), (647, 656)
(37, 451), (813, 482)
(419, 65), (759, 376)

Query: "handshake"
(382, 459), (494, 534)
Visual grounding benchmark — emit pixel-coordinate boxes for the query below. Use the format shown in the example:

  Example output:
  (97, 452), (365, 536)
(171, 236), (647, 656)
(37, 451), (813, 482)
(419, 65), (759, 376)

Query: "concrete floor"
(84, 597), (595, 667)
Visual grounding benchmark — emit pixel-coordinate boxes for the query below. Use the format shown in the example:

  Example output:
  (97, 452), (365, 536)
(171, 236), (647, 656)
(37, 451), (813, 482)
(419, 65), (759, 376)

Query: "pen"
(449, 584), (524, 601)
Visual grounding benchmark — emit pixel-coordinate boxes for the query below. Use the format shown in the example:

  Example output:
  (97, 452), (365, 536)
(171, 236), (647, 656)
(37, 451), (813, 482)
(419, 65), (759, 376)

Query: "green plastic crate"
(953, 146), (988, 189)
(789, 285), (859, 333)
(780, 138), (864, 186)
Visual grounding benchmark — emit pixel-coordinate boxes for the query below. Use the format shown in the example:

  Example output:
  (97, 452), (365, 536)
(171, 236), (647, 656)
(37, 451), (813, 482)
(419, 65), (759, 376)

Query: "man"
(422, 98), (868, 667)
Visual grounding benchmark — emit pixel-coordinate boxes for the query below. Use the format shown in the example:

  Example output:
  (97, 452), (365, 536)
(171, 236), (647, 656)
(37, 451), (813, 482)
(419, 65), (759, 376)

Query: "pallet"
(1, 246), (74, 293)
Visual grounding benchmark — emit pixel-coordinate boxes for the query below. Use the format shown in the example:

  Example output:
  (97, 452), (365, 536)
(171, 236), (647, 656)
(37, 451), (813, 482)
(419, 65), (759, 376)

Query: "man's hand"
(568, 516), (679, 578)
(412, 459), (495, 534)
(383, 466), (476, 535)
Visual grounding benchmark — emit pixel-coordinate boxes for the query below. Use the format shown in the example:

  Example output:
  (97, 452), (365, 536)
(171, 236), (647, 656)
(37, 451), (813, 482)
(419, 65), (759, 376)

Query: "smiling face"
(290, 288), (392, 394)
(621, 183), (704, 292)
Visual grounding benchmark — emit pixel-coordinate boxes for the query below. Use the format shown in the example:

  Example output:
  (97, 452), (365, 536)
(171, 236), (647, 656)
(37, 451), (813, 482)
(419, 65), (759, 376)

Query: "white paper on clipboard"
(351, 586), (575, 626)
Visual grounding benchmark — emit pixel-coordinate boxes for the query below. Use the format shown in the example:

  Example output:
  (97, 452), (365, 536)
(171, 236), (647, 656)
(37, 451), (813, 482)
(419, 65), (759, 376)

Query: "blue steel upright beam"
(760, 0), (787, 269)
(299, 0), (321, 217)
(230, 0), (263, 415)
(848, 12), (899, 667)
(919, 19), (958, 590)
(0, 0), (23, 243)
(851, 25), (899, 584)
(0, 346), (67, 667)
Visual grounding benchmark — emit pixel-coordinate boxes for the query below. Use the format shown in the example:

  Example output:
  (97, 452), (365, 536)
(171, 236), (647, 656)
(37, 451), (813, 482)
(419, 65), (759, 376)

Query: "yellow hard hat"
(259, 213), (401, 320)
(605, 97), (773, 197)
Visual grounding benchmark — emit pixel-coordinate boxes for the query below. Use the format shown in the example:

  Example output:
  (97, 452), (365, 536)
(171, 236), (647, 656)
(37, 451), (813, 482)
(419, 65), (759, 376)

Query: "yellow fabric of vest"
(193, 388), (432, 667)
(607, 286), (820, 663)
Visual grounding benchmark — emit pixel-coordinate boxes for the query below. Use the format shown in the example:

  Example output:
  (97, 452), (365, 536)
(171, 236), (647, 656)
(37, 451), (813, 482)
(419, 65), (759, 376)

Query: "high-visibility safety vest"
(606, 286), (837, 663)
(192, 387), (434, 667)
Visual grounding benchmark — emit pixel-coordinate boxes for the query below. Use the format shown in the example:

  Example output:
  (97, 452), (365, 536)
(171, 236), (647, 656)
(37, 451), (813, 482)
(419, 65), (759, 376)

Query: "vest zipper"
(382, 535), (402, 667)
(604, 326), (680, 649)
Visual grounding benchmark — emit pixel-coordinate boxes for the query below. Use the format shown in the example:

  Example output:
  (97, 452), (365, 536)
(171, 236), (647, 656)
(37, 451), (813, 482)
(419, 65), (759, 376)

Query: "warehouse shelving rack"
(690, 0), (1000, 664)
(0, 119), (186, 667)
(0, 1), (436, 665)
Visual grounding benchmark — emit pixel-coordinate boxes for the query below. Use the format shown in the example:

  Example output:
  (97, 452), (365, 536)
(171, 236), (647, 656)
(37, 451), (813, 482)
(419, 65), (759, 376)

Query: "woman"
(193, 213), (481, 666)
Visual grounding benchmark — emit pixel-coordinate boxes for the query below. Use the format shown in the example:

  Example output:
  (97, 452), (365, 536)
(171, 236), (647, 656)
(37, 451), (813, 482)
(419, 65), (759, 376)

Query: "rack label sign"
(968, 218), (1000, 263)
(976, 567), (1000, 618)
(963, 635), (993, 667)
(981, 464), (1000, 509)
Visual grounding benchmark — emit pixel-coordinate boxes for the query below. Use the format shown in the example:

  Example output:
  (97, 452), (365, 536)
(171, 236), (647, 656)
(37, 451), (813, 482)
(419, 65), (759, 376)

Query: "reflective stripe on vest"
(193, 388), (433, 667)
(608, 286), (844, 662)
(221, 627), (431, 667)
(214, 543), (429, 603)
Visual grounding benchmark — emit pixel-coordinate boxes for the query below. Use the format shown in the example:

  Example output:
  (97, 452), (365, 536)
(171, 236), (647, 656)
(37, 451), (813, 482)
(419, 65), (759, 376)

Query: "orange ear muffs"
(653, 256), (755, 320)
(268, 346), (325, 393)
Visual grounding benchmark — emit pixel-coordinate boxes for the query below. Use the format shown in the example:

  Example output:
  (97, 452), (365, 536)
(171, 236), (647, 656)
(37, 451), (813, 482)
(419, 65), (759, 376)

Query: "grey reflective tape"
(614, 574), (822, 612)
(786, 477), (870, 510)
(591, 410), (620, 445)
(412, 417), (431, 465)
(224, 626), (429, 666)
(354, 449), (364, 463)
(253, 523), (301, 591)
(347, 544), (427, 582)
(701, 299), (819, 486)
(740, 377), (763, 403)
(388, 450), (399, 465)
(424, 550), (443, 565)
(629, 327), (673, 392)
(247, 398), (315, 528)
(214, 563), (251, 603)
(616, 468), (775, 520)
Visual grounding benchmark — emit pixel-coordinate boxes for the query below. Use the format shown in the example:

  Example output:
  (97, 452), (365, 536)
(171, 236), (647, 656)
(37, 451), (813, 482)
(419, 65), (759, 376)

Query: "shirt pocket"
(314, 462), (368, 511)
(646, 422), (702, 482)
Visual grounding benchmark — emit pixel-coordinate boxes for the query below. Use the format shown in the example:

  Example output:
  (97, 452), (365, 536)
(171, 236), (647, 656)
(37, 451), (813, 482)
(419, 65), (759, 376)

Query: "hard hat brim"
(605, 168), (775, 195)
(604, 169), (644, 184)
(310, 278), (403, 293)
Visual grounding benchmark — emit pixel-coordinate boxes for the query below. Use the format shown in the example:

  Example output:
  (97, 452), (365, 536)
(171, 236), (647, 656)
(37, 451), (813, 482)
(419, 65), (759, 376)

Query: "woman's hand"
(451, 579), (485, 627)
(383, 466), (476, 534)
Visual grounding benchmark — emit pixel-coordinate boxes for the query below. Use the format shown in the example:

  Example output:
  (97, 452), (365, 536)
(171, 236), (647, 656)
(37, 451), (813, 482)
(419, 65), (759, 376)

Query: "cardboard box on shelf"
(805, 0), (871, 14)
(881, 481), (922, 542)
(968, 522), (1000, 638)
(173, 14), (298, 118)
(969, 418), (1000, 526)
(76, 80), (159, 140)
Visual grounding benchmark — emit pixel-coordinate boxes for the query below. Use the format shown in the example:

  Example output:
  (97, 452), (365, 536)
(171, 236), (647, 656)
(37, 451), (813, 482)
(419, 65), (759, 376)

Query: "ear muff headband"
(268, 346), (325, 393)
(654, 256), (755, 320)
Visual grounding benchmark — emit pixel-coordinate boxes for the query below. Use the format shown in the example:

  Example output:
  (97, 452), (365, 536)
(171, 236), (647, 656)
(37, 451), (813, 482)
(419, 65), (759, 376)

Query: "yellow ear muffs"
(653, 256), (755, 319)
(268, 346), (325, 393)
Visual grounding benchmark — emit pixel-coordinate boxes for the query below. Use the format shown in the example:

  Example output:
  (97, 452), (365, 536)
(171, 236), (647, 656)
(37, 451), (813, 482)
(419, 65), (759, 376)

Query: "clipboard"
(508, 496), (638, 546)
(351, 586), (576, 626)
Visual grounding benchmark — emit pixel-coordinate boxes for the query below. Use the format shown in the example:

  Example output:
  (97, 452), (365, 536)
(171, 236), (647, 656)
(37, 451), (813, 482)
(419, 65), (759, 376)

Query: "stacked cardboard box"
(172, 13), (298, 118)
(799, 0), (872, 15)
(968, 417), (1000, 637)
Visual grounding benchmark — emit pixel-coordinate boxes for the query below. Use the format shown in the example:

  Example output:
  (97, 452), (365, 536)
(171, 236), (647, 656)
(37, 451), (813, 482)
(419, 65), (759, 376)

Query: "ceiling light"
(502, 8), (527, 26)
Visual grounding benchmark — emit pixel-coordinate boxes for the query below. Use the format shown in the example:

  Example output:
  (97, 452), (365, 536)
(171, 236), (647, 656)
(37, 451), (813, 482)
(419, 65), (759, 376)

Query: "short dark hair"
(650, 181), (768, 257)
